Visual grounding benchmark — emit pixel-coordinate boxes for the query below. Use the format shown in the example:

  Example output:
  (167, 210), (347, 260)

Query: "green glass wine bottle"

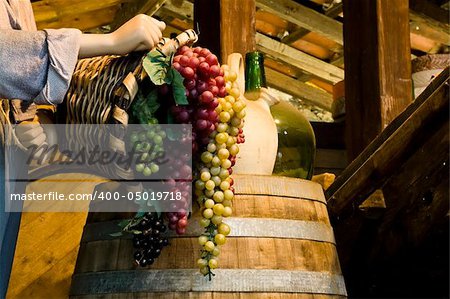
(244, 51), (267, 101)
(271, 100), (316, 180)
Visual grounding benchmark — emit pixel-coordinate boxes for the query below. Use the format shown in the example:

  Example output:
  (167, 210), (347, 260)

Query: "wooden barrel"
(70, 175), (347, 298)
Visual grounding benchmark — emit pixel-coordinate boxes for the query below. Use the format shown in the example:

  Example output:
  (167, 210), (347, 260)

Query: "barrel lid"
(233, 175), (326, 203)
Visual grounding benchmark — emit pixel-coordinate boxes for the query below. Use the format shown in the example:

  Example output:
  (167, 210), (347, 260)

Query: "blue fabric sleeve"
(0, 28), (81, 104)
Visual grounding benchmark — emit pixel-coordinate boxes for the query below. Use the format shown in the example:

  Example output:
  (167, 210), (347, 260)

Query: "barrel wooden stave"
(75, 238), (340, 273)
(71, 175), (346, 298)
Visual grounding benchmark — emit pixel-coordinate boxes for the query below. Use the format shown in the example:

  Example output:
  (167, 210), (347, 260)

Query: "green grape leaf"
(117, 219), (130, 229)
(135, 211), (146, 218)
(131, 89), (160, 124)
(145, 89), (160, 116)
(169, 68), (189, 105)
(129, 230), (143, 235)
(143, 49), (171, 86)
(164, 65), (174, 85)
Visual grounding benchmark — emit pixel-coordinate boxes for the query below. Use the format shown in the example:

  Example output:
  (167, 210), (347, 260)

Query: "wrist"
(78, 33), (117, 58)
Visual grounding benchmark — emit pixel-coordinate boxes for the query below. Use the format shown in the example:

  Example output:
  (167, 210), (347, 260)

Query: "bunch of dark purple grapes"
(132, 213), (169, 267)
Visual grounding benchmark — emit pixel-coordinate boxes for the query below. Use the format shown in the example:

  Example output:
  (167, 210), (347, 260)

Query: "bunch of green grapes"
(129, 118), (167, 177)
(194, 65), (246, 277)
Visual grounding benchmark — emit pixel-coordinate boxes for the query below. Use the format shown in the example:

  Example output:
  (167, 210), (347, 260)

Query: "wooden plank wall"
(6, 175), (102, 299)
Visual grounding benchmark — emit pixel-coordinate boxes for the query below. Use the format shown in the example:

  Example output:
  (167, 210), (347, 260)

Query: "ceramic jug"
(227, 53), (279, 175)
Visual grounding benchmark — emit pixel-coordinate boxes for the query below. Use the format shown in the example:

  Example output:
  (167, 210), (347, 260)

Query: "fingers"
(147, 22), (162, 43)
(145, 16), (164, 45)
(134, 15), (165, 51)
(111, 14), (167, 54)
(151, 17), (166, 31)
(135, 25), (160, 52)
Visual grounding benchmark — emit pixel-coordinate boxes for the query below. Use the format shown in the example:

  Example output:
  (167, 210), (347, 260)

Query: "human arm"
(0, 14), (166, 104)
(78, 15), (166, 58)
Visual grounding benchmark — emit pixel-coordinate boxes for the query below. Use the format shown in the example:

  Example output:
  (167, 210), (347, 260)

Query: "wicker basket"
(61, 29), (198, 125)
(56, 30), (198, 180)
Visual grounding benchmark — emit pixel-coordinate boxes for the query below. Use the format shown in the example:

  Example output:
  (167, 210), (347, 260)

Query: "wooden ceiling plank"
(110, 0), (168, 30)
(32, 0), (123, 24)
(331, 55), (344, 68)
(160, 0), (194, 22)
(324, 2), (343, 18)
(169, 18), (192, 31)
(264, 57), (311, 81)
(410, 0), (450, 25)
(281, 27), (310, 44)
(265, 67), (333, 111)
(36, 6), (118, 31)
(256, 0), (343, 45)
(256, 33), (344, 84)
(410, 20), (450, 46)
(410, 10), (450, 40)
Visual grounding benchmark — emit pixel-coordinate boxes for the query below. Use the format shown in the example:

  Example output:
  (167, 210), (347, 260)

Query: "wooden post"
(343, 0), (413, 161)
(194, 0), (255, 63)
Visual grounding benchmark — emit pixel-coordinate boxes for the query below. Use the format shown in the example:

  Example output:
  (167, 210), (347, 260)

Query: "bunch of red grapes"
(171, 46), (225, 154)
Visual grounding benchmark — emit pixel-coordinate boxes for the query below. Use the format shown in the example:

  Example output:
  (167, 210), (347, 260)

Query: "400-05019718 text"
(8, 191), (183, 201)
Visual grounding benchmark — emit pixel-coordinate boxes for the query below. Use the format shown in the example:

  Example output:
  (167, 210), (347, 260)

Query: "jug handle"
(227, 53), (245, 93)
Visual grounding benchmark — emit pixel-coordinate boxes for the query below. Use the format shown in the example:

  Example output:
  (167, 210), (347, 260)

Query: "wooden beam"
(343, 0), (413, 160)
(256, 33), (344, 84)
(410, 0), (450, 25)
(160, 0), (194, 22)
(282, 27), (310, 44)
(32, 0), (122, 25)
(256, 0), (344, 45)
(110, 0), (167, 30)
(410, 10), (450, 45)
(326, 67), (449, 216)
(331, 55), (344, 68)
(35, 6), (118, 31)
(410, 21), (450, 46)
(194, 0), (255, 63)
(324, 2), (343, 18)
(168, 18), (191, 31)
(264, 58), (310, 81)
(220, 0), (256, 62)
(265, 67), (333, 111)
(379, 119), (449, 246)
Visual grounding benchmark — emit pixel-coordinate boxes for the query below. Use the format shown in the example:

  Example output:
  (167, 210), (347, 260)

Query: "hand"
(112, 14), (166, 53)
(78, 15), (166, 58)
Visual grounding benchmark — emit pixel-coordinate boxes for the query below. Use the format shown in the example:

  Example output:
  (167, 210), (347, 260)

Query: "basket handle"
(157, 29), (198, 56)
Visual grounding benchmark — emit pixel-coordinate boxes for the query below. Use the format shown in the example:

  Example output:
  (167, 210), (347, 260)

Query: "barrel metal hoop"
(70, 269), (347, 296)
(81, 218), (336, 244)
